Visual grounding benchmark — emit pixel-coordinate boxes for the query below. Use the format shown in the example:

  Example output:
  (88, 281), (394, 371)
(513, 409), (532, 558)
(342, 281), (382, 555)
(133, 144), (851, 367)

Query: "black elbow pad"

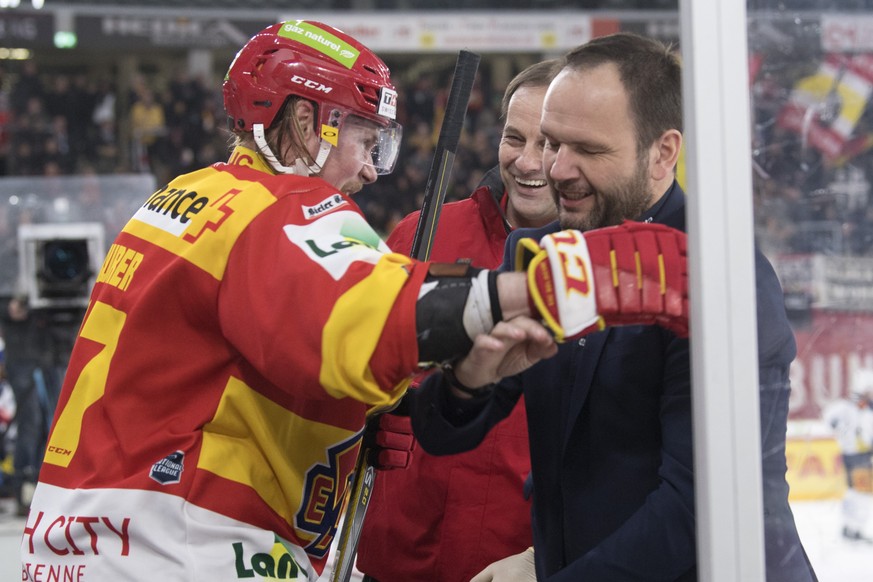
(415, 263), (499, 364)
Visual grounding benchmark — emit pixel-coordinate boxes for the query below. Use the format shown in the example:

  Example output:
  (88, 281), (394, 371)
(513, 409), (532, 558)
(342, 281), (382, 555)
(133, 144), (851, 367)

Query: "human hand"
(470, 547), (536, 582)
(517, 220), (688, 341)
(451, 315), (557, 393)
(362, 401), (415, 470)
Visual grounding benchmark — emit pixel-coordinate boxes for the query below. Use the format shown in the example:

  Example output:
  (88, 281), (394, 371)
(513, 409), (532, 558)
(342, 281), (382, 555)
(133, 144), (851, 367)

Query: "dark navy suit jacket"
(413, 182), (817, 581)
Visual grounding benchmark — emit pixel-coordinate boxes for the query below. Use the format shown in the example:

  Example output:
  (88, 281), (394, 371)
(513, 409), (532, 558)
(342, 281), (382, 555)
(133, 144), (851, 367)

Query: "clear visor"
(325, 112), (403, 175)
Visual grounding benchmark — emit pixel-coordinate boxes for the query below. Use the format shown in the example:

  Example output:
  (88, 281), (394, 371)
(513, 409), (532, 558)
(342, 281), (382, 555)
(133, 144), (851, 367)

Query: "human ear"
(650, 129), (682, 182)
(293, 100), (317, 140)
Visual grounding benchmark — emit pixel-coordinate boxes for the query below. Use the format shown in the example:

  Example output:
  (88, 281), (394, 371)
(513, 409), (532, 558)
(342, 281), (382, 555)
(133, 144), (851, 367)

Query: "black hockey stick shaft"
(330, 49), (481, 582)
(411, 49), (482, 261)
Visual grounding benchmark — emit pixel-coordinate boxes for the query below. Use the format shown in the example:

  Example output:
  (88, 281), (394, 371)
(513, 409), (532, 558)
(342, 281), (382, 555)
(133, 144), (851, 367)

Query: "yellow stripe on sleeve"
(320, 253), (414, 407)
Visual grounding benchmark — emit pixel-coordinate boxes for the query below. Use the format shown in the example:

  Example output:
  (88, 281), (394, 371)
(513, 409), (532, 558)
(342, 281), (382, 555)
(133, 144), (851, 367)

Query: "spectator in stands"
(129, 87), (167, 174)
(405, 73), (436, 125)
(91, 80), (120, 174)
(9, 61), (44, 119)
(10, 96), (52, 175)
(43, 117), (75, 175)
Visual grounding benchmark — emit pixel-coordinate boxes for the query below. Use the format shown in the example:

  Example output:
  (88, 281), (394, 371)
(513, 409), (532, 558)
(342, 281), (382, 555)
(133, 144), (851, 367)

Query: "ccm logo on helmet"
(291, 75), (333, 94)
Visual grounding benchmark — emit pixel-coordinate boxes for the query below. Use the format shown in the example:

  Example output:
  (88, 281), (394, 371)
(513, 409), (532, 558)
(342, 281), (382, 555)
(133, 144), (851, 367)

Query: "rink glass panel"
(748, 2), (873, 579)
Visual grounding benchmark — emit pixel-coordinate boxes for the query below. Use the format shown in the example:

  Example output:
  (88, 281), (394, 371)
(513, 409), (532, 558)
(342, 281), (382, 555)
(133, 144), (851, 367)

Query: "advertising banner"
(0, 11), (54, 48)
(785, 437), (845, 501)
(279, 12), (597, 53)
(74, 15), (274, 50)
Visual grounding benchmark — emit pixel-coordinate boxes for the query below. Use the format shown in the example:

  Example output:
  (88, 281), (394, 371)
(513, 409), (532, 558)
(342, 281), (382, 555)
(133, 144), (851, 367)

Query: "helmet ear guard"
(252, 122), (331, 176)
(223, 20), (402, 175)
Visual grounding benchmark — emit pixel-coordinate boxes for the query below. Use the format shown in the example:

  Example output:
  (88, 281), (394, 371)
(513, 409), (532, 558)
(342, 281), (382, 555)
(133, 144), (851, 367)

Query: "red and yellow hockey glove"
(517, 221), (688, 341)
(362, 398), (416, 471)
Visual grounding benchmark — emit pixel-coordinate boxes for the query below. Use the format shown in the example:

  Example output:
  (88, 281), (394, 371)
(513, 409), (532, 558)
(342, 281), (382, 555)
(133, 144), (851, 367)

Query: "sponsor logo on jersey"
(296, 433), (361, 559)
(232, 539), (306, 580)
(149, 450), (185, 485)
(132, 186), (240, 244)
(22, 561), (87, 580)
(134, 186), (210, 236)
(283, 211), (387, 281)
(302, 194), (347, 220)
(22, 510), (132, 557)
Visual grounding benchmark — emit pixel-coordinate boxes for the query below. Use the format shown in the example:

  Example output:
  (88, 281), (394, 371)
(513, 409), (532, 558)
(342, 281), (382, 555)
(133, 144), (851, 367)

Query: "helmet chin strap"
(252, 123), (332, 176)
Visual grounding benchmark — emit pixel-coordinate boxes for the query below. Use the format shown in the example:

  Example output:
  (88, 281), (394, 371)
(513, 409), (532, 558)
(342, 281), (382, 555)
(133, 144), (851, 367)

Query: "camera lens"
(39, 240), (90, 297)
(44, 240), (89, 281)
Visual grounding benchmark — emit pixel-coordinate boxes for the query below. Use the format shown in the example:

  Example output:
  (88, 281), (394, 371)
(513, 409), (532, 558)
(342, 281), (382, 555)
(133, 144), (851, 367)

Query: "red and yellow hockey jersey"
(22, 146), (427, 581)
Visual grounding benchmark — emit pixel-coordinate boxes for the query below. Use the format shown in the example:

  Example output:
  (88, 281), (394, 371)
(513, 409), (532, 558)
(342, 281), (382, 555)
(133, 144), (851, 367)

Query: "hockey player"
(823, 368), (873, 542)
(21, 21), (688, 581)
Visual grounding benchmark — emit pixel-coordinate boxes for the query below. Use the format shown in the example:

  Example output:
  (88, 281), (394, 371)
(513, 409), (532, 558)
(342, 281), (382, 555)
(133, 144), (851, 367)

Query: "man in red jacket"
(356, 58), (564, 582)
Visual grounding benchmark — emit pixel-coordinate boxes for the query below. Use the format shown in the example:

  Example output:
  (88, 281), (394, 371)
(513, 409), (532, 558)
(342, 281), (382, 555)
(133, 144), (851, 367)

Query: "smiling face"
(540, 64), (655, 232)
(498, 85), (557, 229)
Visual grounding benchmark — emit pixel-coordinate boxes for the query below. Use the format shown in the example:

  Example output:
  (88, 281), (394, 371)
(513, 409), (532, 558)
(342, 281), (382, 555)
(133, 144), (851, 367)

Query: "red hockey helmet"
(223, 20), (401, 174)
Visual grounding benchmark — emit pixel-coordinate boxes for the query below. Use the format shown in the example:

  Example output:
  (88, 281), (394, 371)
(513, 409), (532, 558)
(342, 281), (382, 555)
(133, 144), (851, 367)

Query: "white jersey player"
(823, 368), (873, 542)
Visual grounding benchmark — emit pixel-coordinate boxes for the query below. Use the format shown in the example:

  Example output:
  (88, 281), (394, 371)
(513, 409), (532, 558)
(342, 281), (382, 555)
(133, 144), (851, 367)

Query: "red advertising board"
(790, 310), (873, 419)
